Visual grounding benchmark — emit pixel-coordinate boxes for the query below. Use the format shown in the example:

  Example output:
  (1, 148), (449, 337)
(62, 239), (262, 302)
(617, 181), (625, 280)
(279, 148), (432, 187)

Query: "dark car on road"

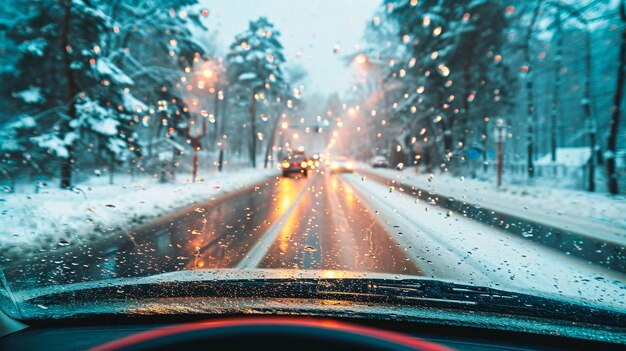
(281, 151), (309, 177)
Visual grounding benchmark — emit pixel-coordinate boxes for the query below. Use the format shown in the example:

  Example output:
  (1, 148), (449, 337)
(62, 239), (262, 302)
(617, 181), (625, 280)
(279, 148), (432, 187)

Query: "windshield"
(0, 0), (625, 327)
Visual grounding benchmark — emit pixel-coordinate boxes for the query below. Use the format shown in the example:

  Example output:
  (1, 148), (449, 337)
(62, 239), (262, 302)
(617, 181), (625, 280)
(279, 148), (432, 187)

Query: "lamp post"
(494, 118), (506, 188)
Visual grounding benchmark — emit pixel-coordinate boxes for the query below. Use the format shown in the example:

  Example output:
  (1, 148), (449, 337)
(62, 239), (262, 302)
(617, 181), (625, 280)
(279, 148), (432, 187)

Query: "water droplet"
(303, 246), (318, 252)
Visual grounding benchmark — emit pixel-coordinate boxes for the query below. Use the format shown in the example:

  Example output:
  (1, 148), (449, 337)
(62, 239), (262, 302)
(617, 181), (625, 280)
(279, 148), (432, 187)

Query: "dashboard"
(0, 315), (621, 351)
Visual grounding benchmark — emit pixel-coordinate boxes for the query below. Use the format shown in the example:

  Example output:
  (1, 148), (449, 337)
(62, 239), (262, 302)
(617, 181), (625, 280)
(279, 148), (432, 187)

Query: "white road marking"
(236, 175), (315, 269)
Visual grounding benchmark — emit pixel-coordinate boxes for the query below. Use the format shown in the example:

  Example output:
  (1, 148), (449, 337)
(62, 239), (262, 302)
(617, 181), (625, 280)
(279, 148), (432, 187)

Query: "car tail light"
(282, 161), (290, 169)
(300, 161), (308, 168)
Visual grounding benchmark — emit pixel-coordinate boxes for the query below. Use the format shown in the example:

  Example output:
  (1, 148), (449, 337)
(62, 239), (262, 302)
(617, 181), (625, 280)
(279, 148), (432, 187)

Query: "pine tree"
(1, 0), (207, 187)
(383, 0), (511, 168)
(226, 17), (287, 168)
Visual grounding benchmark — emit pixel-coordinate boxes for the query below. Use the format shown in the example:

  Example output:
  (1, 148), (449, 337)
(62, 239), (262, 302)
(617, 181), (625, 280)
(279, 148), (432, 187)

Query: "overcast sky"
(200, 0), (380, 98)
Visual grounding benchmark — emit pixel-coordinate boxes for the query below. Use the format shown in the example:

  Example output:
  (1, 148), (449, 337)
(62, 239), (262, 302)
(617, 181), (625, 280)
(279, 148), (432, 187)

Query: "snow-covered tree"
(346, 0), (513, 170)
(0, 0), (207, 187)
(226, 17), (287, 167)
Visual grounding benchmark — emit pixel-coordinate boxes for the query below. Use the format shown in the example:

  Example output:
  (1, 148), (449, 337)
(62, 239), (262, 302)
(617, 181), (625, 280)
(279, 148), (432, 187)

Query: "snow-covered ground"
(0, 169), (278, 259)
(360, 166), (626, 246)
(342, 173), (626, 311)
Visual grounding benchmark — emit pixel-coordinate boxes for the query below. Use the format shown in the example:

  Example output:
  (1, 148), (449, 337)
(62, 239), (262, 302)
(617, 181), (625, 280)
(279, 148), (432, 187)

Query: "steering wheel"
(90, 317), (455, 351)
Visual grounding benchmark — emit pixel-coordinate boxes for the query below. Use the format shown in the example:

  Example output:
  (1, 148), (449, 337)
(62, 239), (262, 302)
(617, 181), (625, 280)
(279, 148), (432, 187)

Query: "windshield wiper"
(20, 276), (625, 327)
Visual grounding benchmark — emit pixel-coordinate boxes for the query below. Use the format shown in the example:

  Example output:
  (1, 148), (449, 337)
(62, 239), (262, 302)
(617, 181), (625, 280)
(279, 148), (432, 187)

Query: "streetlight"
(355, 53), (368, 65)
(493, 118), (507, 188)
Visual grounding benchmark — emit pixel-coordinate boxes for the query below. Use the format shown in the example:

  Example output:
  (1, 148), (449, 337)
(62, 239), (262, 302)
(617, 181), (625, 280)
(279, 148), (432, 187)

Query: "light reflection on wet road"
(259, 173), (420, 274)
(7, 171), (420, 290)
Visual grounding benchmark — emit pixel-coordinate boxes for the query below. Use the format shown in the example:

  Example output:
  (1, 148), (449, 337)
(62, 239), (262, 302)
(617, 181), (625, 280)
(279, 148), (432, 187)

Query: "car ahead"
(281, 152), (309, 177)
(370, 155), (389, 168)
(330, 156), (354, 174)
(305, 156), (320, 171)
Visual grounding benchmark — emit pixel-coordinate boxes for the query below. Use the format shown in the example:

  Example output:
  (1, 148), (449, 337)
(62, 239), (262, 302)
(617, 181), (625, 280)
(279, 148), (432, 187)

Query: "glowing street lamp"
(355, 53), (368, 65)
(203, 69), (214, 78)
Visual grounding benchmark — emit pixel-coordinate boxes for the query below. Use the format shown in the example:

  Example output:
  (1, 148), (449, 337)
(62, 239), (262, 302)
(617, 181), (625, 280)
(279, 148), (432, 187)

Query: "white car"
(330, 156), (354, 173)
(370, 155), (389, 168)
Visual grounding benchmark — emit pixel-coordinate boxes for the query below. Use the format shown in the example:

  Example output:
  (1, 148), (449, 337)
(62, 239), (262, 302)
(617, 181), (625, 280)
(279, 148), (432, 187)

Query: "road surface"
(8, 171), (421, 290)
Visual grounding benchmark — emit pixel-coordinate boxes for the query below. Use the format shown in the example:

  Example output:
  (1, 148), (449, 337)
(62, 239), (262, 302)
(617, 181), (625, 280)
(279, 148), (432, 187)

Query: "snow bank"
(0, 169), (278, 259)
(343, 174), (626, 310)
(362, 166), (626, 246)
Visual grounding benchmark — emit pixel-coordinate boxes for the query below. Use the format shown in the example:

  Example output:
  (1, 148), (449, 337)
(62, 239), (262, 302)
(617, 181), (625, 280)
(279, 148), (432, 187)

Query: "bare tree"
(523, 4), (542, 178)
(60, 0), (78, 189)
(607, 0), (626, 194)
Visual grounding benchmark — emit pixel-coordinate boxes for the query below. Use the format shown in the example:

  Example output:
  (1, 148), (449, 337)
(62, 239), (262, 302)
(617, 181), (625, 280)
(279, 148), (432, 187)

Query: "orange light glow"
(355, 53), (367, 65)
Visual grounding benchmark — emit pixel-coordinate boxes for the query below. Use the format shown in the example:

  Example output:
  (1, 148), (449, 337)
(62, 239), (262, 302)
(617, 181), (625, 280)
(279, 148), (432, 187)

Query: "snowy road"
(6, 170), (626, 310)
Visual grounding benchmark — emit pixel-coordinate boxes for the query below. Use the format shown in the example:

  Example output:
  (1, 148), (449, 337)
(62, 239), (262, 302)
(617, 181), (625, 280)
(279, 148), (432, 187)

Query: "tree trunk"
(109, 153), (115, 185)
(264, 114), (281, 169)
(524, 4), (542, 178)
(148, 118), (163, 160)
(381, 78), (390, 157)
(170, 145), (177, 181)
(211, 86), (220, 147)
(459, 36), (475, 153)
(583, 26), (596, 192)
(60, 0), (78, 189)
(608, 2), (626, 194)
(551, 11), (562, 163)
(218, 91), (227, 172)
(249, 91), (257, 168)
